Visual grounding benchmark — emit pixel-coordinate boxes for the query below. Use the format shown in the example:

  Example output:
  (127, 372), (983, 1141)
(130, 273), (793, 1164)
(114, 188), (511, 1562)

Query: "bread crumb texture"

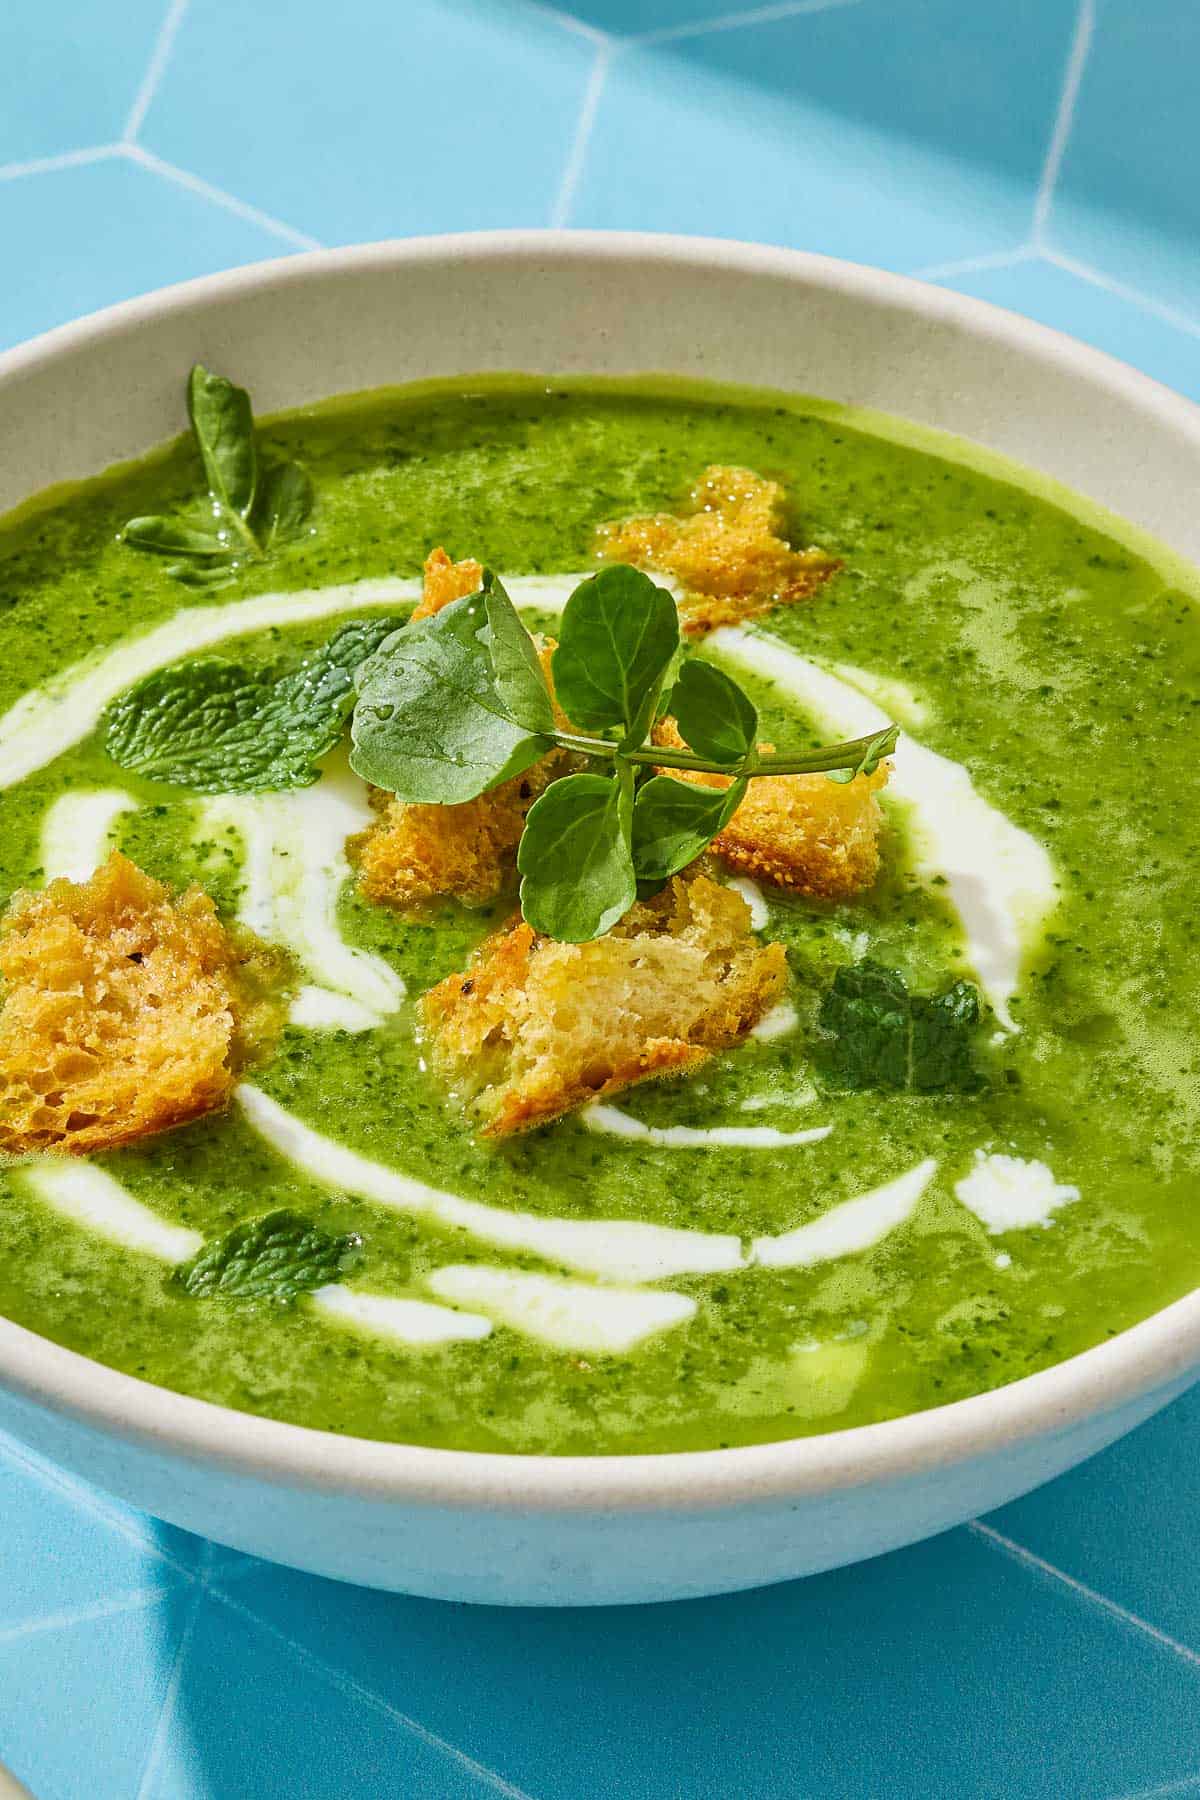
(655, 721), (888, 899)
(352, 548), (568, 909)
(0, 852), (285, 1156)
(422, 872), (787, 1135)
(594, 464), (840, 634)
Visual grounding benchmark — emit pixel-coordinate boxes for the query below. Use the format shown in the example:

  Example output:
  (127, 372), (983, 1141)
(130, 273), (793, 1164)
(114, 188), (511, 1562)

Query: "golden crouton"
(352, 579), (570, 910)
(422, 872), (787, 1135)
(595, 465), (840, 635)
(0, 853), (284, 1157)
(655, 720), (889, 900)
(411, 547), (484, 622)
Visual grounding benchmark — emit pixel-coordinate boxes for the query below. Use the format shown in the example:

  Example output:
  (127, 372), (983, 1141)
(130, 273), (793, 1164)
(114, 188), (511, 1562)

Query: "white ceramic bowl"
(2, 233), (1199, 1607)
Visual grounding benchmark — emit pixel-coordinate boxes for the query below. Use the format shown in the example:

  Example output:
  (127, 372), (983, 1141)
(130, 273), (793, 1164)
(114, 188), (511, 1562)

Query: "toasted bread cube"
(655, 720), (888, 900)
(422, 872), (787, 1135)
(595, 465), (839, 635)
(0, 853), (284, 1157)
(411, 547), (484, 622)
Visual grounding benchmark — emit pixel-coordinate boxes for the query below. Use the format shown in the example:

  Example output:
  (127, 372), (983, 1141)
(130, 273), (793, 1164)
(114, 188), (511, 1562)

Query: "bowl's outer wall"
(3, 235), (1200, 1604)
(0, 1372), (1191, 1606)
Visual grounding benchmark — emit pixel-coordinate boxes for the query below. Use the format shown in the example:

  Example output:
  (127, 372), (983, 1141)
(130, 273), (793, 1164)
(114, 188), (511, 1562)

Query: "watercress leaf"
(165, 561), (236, 589)
(122, 515), (228, 558)
(631, 774), (748, 882)
(479, 568), (556, 734)
(174, 1209), (362, 1305)
(518, 770), (636, 941)
(816, 960), (983, 1093)
(670, 660), (758, 766)
(825, 724), (899, 784)
(255, 459), (314, 548)
(551, 565), (679, 738)
(351, 592), (553, 803)
(187, 363), (258, 520)
(103, 615), (399, 792)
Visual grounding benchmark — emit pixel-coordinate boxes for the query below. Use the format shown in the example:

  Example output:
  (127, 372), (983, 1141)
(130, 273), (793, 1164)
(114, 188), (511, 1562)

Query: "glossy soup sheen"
(1, 378), (1198, 1455)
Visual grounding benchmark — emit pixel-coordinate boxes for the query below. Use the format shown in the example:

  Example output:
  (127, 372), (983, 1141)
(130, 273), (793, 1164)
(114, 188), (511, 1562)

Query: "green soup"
(1, 377), (1197, 1455)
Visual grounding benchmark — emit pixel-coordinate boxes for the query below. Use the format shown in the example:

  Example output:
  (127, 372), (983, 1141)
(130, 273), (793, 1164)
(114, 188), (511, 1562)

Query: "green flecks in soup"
(0, 377), (1198, 1455)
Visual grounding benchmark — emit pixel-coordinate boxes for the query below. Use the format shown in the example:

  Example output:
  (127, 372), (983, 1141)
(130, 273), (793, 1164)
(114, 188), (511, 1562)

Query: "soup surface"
(1, 377), (1197, 1455)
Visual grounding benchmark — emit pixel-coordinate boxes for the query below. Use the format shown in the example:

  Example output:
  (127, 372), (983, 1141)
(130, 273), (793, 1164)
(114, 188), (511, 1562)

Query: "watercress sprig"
(350, 564), (898, 943)
(123, 365), (314, 584)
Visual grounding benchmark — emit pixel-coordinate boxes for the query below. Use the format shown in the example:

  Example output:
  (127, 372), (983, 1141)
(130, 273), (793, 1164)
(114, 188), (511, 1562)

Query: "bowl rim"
(2, 226), (1199, 1514)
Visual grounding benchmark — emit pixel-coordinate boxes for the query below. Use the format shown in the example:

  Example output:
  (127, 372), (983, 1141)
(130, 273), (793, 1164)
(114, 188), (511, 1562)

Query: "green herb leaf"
(518, 769), (636, 941)
(551, 566), (679, 743)
(478, 568), (556, 734)
(631, 774), (748, 882)
(351, 592), (554, 803)
(816, 960), (984, 1093)
(174, 1209), (361, 1305)
(122, 515), (228, 558)
(824, 725), (898, 784)
(670, 660), (758, 766)
(187, 363), (258, 521)
(254, 459), (315, 549)
(104, 616), (398, 793)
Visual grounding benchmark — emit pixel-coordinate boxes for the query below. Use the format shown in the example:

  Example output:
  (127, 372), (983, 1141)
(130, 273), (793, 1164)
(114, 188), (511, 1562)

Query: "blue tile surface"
(1, 0), (1200, 1795)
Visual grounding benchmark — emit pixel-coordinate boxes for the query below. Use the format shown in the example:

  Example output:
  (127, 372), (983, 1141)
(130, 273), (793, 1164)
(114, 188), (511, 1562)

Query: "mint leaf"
(175, 1209), (361, 1305)
(631, 774), (747, 882)
(478, 569), (556, 734)
(351, 591), (553, 803)
(104, 616), (398, 793)
(670, 660), (757, 766)
(518, 770), (636, 941)
(816, 960), (983, 1093)
(254, 460), (314, 549)
(551, 566), (679, 744)
(187, 364), (258, 521)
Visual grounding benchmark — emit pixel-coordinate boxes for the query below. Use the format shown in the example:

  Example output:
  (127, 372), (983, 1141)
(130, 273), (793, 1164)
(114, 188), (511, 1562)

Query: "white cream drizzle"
(954, 1152), (1080, 1234)
(582, 1103), (830, 1151)
(751, 1158), (938, 1269)
(39, 788), (138, 881)
(311, 1284), (493, 1344)
(426, 1265), (696, 1354)
(200, 759), (404, 1031)
(19, 1161), (202, 1264)
(749, 1001), (800, 1042)
(236, 1085), (744, 1283)
(828, 660), (931, 726)
(707, 627), (1058, 1030)
(725, 875), (770, 930)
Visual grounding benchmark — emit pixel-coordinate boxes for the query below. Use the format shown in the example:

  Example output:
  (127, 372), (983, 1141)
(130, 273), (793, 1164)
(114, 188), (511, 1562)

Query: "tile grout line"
(968, 1522), (1200, 1673)
(549, 41), (615, 229)
(633, 0), (862, 49)
(906, 244), (1036, 282)
(208, 1579), (543, 1800)
(0, 1433), (199, 1581)
(518, 0), (612, 47)
(1031, 0), (1096, 246)
(121, 145), (324, 250)
(123, 0), (192, 144)
(1041, 247), (1200, 340)
(133, 1545), (212, 1800)
(1110, 1775), (1200, 1800)
(0, 1586), (172, 1648)
(0, 145), (122, 184)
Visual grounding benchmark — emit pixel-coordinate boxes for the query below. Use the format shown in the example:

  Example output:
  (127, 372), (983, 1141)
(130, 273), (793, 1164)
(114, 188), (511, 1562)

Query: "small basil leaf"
(122, 515), (229, 558)
(479, 568), (556, 734)
(825, 725), (898, 784)
(104, 616), (399, 792)
(631, 775), (747, 882)
(670, 660), (758, 766)
(351, 593), (553, 803)
(551, 565), (679, 738)
(518, 770), (636, 942)
(174, 1209), (362, 1306)
(256, 459), (314, 547)
(187, 363), (258, 520)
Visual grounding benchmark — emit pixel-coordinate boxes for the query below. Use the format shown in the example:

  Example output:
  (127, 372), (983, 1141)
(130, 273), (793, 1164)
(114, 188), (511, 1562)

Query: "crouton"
(595, 465), (840, 635)
(411, 547), (484, 622)
(0, 852), (285, 1157)
(655, 720), (889, 900)
(351, 594), (570, 911)
(422, 872), (787, 1135)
